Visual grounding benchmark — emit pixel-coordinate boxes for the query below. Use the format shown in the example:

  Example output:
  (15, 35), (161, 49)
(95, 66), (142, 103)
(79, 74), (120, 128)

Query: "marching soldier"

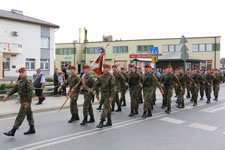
(205, 68), (217, 104)
(92, 64), (116, 128)
(160, 66), (168, 108)
(120, 67), (128, 106)
(212, 69), (224, 101)
(142, 64), (163, 118)
(199, 68), (206, 100)
(80, 65), (96, 126)
(151, 68), (158, 105)
(3, 67), (35, 137)
(161, 65), (183, 114)
(59, 66), (81, 123)
(177, 67), (196, 109)
(127, 64), (142, 117)
(138, 67), (143, 104)
(186, 69), (192, 98)
(174, 69), (179, 98)
(190, 69), (195, 102)
(112, 65), (125, 112)
(191, 67), (209, 106)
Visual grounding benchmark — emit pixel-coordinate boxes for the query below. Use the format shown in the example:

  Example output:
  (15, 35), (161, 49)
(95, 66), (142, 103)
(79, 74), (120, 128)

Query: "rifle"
(59, 79), (82, 111)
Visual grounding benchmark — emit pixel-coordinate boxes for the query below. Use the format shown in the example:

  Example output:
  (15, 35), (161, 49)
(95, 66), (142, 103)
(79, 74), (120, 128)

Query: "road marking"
(201, 103), (225, 113)
(189, 123), (218, 131)
(160, 117), (186, 124)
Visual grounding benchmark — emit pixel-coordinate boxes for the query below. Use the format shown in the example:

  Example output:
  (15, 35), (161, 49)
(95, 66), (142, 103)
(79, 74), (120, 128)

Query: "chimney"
(84, 27), (88, 43)
(103, 35), (113, 42)
(11, 9), (23, 15)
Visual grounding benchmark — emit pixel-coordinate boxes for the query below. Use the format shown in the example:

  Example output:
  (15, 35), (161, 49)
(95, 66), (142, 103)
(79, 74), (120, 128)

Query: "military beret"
(18, 67), (26, 73)
(168, 65), (172, 68)
(163, 66), (167, 69)
(179, 67), (183, 70)
(187, 69), (190, 71)
(71, 66), (76, 70)
(193, 67), (197, 70)
(145, 64), (151, 68)
(130, 64), (135, 68)
(103, 64), (111, 68)
(83, 65), (90, 69)
(121, 67), (125, 70)
(152, 68), (155, 70)
(112, 64), (117, 68)
(206, 68), (211, 71)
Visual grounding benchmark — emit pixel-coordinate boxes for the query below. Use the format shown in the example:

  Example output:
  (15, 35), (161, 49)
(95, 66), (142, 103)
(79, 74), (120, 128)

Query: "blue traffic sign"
(150, 47), (158, 56)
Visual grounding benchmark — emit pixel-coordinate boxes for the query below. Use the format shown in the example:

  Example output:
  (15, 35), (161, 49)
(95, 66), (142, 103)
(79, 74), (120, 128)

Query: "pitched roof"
(0, 9), (59, 28)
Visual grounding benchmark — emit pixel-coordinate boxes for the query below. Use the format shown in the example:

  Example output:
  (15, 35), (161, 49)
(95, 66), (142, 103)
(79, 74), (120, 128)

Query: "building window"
(40, 37), (50, 49)
(162, 45), (168, 52)
(40, 59), (49, 70)
(25, 58), (35, 70)
(90, 48), (94, 54)
(192, 44), (198, 52)
(63, 48), (68, 55)
(61, 61), (71, 70)
(68, 48), (72, 55)
(169, 45), (175, 52)
(95, 48), (99, 54)
(136, 45), (153, 53)
(206, 44), (212, 51)
(113, 46), (129, 54)
(59, 48), (63, 55)
(3, 57), (10, 71)
(175, 45), (181, 52)
(199, 44), (205, 52)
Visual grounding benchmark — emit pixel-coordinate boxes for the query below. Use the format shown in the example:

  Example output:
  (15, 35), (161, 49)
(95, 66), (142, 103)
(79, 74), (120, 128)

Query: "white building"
(0, 9), (59, 78)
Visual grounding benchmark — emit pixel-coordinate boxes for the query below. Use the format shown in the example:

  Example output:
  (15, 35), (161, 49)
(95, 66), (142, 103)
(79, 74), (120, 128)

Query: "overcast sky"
(1, 0), (224, 57)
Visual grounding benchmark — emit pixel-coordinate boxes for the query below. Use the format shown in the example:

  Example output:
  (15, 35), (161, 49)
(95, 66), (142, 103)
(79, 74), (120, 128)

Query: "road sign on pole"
(181, 44), (189, 52)
(180, 35), (188, 44)
(152, 56), (158, 62)
(150, 47), (158, 56)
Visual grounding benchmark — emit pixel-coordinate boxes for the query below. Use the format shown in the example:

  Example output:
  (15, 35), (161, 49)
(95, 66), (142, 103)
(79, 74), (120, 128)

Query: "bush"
(0, 84), (6, 90)
(45, 78), (54, 82)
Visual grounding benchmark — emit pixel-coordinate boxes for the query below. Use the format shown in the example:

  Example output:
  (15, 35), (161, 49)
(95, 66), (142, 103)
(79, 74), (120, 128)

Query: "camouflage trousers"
(186, 84), (191, 96)
(192, 86), (200, 103)
(213, 84), (220, 98)
(70, 93), (79, 115)
(13, 103), (34, 129)
(200, 84), (206, 98)
(205, 85), (212, 100)
(83, 92), (94, 117)
(129, 86), (139, 110)
(178, 87), (185, 105)
(101, 92), (112, 120)
(112, 91), (121, 107)
(138, 88), (143, 100)
(164, 86), (173, 109)
(162, 87), (167, 106)
(143, 88), (153, 111)
(120, 87), (127, 104)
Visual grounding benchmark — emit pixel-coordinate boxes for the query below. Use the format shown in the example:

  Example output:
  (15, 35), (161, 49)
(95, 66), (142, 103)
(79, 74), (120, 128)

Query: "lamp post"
(72, 40), (77, 68)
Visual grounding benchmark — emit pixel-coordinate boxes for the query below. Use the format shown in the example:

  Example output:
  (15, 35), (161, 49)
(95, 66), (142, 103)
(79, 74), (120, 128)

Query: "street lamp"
(72, 40), (77, 68)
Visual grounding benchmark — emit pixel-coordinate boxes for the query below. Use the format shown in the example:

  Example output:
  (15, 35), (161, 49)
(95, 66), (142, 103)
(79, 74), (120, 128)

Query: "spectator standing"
(34, 68), (46, 105)
(54, 68), (59, 97)
(62, 64), (69, 96)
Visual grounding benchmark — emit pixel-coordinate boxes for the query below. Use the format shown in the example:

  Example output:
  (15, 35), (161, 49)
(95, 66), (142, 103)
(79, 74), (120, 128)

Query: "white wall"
(49, 27), (55, 76)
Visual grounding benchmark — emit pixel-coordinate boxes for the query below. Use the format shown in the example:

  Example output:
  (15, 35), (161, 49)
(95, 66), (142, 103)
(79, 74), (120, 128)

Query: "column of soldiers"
(3, 64), (224, 136)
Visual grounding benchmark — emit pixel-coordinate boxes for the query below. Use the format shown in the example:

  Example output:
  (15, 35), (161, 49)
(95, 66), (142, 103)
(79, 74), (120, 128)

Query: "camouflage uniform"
(128, 71), (141, 116)
(177, 73), (195, 108)
(213, 73), (224, 100)
(62, 74), (81, 120)
(112, 71), (125, 111)
(93, 73), (115, 121)
(138, 72), (143, 104)
(160, 73), (167, 108)
(205, 73), (217, 103)
(120, 72), (128, 106)
(161, 72), (182, 113)
(7, 76), (34, 129)
(200, 79), (206, 100)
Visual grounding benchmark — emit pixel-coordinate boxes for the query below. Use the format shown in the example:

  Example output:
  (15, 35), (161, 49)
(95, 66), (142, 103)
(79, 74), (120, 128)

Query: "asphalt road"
(1, 87), (225, 150)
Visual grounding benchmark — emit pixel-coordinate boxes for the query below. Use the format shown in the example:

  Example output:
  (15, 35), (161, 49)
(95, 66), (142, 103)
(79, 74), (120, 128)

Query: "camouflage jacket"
(93, 73), (116, 98)
(81, 74), (96, 93)
(178, 73), (195, 88)
(205, 73), (217, 87)
(143, 72), (161, 90)
(191, 73), (208, 87)
(7, 76), (33, 103)
(213, 73), (224, 85)
(62, 74), (81, 94)
(127, 71), (141, 88)
(161, 72), (182, 88)
(113, 72), (125, 90)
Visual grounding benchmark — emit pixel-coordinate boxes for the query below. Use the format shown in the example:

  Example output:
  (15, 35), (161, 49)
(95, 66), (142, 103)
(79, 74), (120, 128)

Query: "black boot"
(96, 119), (105, 128)
(161, 104), (165, 109)
(129, 110), (135, 117)
(206, 99), (210, 104)
(87, 115), (95, 123)
(177, 104), (184, 109)
(141, 111), (147, 118)
(213, 97), (218, 101)
(182, 102), (185, 108)
(165, 108), (171, 114)
(121, 101), (126, 106)
(148, 109), (152, 117)
(200, 97), (203, 100)
(24, 125), (36, 135)
(103, 119), (112, 127)
(139, 98), (143, 104)
(75, 114), (80, 120)
(151, 104), (154, 110)
(68, 114), (76, 123)
(80, 117), (88, 126)
(134, 109), (138, 115)
(96, 104), (102, 111)
(111, 105), (115, 112)
(186, 93), (190, 98)
(115, 106), (122, 112)
(153, 100), (156, 105)
(193, 101), (198, 106)
(4, 128), (17, 137)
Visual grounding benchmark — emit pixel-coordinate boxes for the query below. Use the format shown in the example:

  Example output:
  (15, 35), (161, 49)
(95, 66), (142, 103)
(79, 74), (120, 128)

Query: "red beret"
(163, 66), (167, 69)
(179, 67), (183, 70)
(145, 64), (151, 68)
(18, 67), (26, 73)
(130, 64), (135, 68)
(187, 69), (190, 71)
(152, 68), (155, 70)
(103, 64), (110, 68)
(206, 68), (211, 71)
(168, 65), (172, 68)
(121, 67), (125, 70)
(112, 65), (117, 68)
(193, 67), (197, 70)
(71, 66), (76, 70)
(83, 65), (90, 69)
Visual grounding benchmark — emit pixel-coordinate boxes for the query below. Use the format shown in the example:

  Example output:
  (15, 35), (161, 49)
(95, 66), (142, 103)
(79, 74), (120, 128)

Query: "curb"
(0, 102), (99, 119)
